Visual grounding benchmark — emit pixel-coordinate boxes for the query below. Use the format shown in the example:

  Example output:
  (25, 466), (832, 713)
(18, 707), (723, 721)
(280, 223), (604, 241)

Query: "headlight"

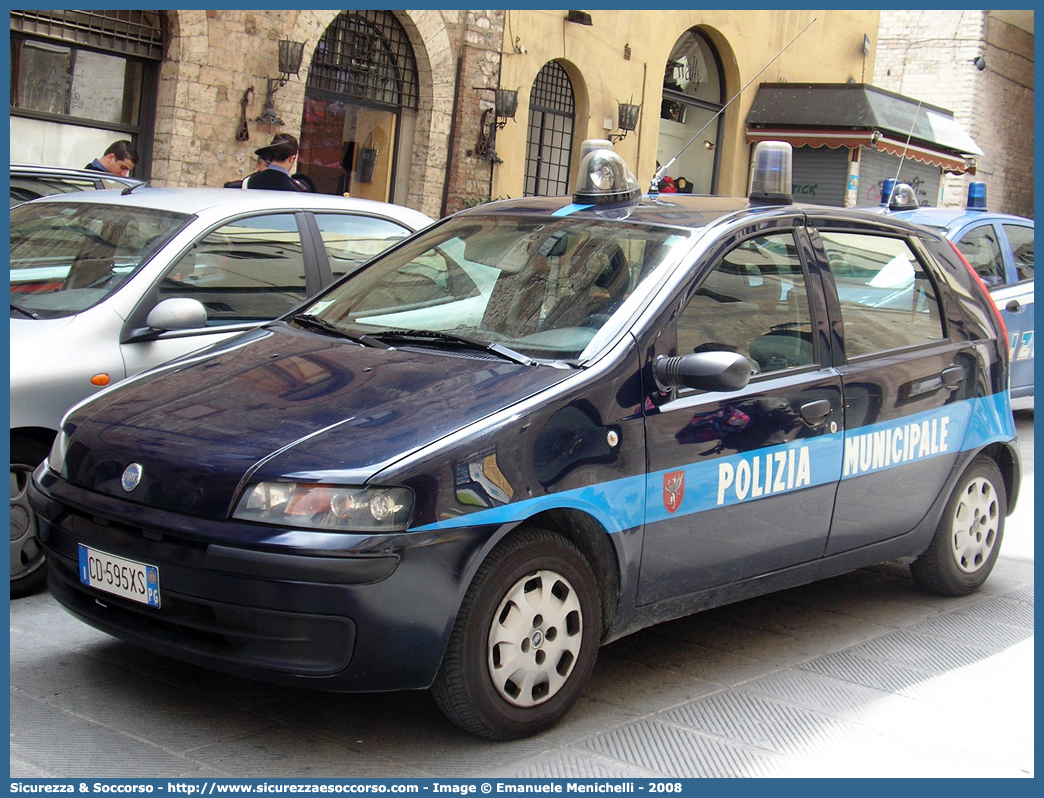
(233, 482), (414, 532)
(47, 428), (70, 476)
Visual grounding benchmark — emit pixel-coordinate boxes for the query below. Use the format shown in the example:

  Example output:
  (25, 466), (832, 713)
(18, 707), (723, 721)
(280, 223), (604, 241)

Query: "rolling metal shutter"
(791, 146), (848, 207)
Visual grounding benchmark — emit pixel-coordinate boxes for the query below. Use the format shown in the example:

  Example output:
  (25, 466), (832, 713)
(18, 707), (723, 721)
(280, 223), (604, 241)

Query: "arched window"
(9, 10), (164, 174)
(658, 29), (725, 195)
(524, 61), (576, 197)
(300, 11), (419, 202)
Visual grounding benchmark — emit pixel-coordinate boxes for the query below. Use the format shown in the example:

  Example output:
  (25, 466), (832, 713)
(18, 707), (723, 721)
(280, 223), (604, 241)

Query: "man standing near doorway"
(242, 133), (303, 191)
(84, 140), (138, 177)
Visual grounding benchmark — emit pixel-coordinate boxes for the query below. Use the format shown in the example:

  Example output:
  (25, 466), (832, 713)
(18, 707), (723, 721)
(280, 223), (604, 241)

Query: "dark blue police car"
(882, 179), (1034, 403)
(31, 142), (1021, 740)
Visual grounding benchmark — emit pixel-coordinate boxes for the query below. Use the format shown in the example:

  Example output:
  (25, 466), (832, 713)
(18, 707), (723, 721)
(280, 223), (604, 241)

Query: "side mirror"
(144, 297), (208, 331)
(654, 351), (752, 393)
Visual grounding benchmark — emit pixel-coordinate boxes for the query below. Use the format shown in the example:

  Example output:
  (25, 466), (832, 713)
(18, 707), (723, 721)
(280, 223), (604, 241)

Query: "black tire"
(432, 526), (601, 740)
(11, 436), (52, 598)
(910, 457), (1006, 597)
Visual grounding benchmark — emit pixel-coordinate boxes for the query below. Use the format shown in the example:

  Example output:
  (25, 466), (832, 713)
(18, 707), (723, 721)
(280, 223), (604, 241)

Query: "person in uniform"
(241, 134), (302, 191)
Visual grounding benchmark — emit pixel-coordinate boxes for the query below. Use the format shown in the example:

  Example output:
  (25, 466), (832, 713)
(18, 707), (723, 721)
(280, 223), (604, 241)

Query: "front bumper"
(31, 468), (493, 692)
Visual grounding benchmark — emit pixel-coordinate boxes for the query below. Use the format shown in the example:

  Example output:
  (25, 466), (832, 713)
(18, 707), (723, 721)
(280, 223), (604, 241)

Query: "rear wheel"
(11, 437), (52, 598)
(911, 457), (1005, 596)
(432, 526), (601, 740)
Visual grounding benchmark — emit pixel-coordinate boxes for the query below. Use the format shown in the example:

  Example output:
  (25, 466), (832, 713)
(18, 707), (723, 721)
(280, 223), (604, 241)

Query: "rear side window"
(954, 224), (1005, 287)
(160, 214), (307, 324)
(314, 213), (413, 280)
(820, 232), (945, 359)
(1003, 224), (1034, 282)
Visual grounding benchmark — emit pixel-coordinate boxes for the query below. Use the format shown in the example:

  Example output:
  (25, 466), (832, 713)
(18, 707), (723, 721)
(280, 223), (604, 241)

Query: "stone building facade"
(14, 10), (1029, 219)
(150, 9), (503, 219)
(875, 10), (1034, 217)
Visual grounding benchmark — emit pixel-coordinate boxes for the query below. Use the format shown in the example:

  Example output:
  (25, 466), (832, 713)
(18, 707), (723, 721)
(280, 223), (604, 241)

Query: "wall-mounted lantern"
(254, 40), (305, 127)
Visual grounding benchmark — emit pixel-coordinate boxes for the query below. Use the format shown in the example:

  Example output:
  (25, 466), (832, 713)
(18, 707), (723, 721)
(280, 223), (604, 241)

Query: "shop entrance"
(299, 11), (418, 201)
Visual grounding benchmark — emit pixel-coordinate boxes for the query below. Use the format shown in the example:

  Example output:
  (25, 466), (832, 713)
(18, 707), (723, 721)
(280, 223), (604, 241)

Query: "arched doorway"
(298, 10), (419, 202)
(524, 61), (576, 197)
(658, 29), (725, 195)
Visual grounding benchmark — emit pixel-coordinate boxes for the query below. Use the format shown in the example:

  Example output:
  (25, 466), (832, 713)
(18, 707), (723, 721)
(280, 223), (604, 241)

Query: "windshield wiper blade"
(289, 314), (389, 348)
(10, 302), (39, 319)
(372, 329), (536, 366)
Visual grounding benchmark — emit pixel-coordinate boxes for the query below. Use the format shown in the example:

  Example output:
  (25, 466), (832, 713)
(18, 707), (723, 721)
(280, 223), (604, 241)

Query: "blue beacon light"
(966, 181), (988, 211)
(880, 177), (897, 207)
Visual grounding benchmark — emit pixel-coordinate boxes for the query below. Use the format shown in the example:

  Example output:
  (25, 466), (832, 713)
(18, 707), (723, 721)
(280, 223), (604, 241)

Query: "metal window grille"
(307, 11), (418, 110)
(10, 10), (164, 60)
(524, 61), (575, 197)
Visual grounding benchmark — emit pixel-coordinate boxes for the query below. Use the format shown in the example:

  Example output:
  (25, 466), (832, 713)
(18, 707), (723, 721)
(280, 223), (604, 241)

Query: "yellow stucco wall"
(493, 10), (879, 199)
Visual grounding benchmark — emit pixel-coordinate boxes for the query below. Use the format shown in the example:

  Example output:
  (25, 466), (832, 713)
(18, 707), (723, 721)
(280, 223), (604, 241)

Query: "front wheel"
(11, 437), (52, 598)
(910, 457), (1006, 596)
(432, 526), (602, 740)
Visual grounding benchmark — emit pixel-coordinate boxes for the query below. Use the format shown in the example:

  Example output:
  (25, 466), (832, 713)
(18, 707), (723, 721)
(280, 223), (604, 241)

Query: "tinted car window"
(820, 232), (945, 358)
(1003, 224), (1034, 282)
(314, 214), (412, 279)
(9, 202), (190, 317)
(677, 232), (815, 374)
(955, 225), (1005, 286)
(160, 214), (308, 324)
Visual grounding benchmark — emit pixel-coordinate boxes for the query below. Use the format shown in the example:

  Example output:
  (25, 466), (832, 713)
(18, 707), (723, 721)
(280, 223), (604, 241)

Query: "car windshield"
(10, 202), (191, 318)
(300, 214), (691, 361)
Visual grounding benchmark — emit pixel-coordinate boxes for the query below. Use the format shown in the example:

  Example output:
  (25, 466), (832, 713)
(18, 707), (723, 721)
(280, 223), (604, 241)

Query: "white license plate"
(78, 544), (160, 608)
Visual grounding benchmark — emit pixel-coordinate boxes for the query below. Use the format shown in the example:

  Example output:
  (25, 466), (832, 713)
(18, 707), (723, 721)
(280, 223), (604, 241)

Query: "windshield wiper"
(288, 314), (389, 348)
(10, 302), (39, 319)
(370, 329), (536, 366)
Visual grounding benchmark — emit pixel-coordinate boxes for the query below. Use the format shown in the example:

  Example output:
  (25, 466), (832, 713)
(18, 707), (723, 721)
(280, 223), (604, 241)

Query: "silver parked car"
(10, 187), (433, 595)
(10, 163), (142, 207)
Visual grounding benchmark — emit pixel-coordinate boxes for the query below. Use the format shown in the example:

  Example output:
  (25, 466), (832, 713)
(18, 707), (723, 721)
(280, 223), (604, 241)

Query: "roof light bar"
(572, 140), (641, 205)
(749, 141), (793, 205)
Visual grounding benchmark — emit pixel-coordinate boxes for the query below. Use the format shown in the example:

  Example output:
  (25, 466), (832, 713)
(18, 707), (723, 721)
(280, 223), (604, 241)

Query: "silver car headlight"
(233, 482), (414, 532)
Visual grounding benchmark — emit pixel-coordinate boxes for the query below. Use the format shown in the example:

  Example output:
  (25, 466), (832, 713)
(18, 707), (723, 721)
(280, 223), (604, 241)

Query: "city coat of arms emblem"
(663, 471), (685, 514)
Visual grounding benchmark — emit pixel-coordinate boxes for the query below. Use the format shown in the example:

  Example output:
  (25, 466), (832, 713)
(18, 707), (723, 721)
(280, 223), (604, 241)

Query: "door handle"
(1006, 299), (1022, 313)
(941, 365), (965, 390)
(799, 399), (832, 426)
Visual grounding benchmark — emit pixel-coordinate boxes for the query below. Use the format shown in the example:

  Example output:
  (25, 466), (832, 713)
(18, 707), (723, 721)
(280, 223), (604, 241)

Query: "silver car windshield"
(10, 202), (190, 319)
(301, 214), (691, 361)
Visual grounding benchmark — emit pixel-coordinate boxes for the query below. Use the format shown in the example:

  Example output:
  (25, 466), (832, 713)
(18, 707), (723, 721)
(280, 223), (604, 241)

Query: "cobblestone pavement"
(10, 412), (1033, 779)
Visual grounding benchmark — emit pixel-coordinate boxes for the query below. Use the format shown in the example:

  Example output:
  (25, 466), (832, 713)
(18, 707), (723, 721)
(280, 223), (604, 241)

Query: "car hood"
(61, 325), (571, 518)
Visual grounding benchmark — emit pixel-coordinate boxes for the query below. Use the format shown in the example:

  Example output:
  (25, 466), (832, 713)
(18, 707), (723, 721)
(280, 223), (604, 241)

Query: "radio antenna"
(884, 97), (924, 207)
(650, 16), (818, 194)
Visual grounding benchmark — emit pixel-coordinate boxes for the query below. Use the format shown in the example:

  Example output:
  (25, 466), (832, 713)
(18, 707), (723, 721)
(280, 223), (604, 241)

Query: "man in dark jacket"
(85, 140), (138, 176)
(242, 134), (302, 191)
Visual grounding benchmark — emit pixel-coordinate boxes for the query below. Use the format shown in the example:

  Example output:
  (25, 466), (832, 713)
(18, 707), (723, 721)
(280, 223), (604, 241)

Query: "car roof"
(887, 207), (1034, 231)
(10, 162), (142, 186)
(456, 193), (934, 236)
(18, 186), (434, 228)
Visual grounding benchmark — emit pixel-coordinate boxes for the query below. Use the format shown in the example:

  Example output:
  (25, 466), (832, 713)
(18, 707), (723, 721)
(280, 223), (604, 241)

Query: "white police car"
(883, 179), (1033, 404)
(31, 142), (1020, 739)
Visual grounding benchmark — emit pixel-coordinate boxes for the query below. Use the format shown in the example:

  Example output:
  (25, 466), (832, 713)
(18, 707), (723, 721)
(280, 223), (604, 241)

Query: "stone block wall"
(876, 10), (1033, 217)
(148, 9), (483, 219)
(443, 10), (506, 216)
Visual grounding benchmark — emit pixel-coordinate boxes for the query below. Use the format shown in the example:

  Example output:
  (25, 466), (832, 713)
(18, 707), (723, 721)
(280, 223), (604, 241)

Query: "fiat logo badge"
(121, 463), (143, 492)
